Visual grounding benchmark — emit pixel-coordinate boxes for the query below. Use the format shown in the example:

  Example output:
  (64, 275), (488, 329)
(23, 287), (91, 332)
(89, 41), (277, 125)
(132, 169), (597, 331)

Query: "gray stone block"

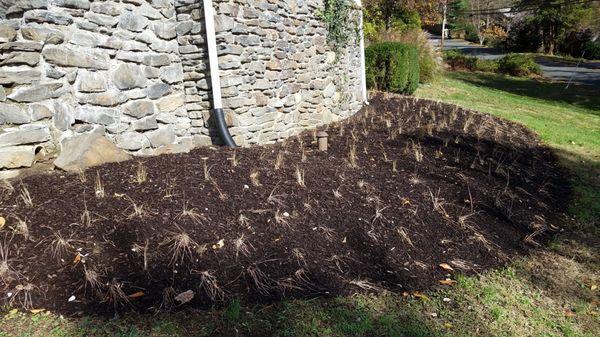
(54, 128), (131, 171)
(52, 101), (74, 131)
(112, 63), (147, 90)
(54, 0), (90, 10)
(132, 115), (159, 131)
(160, 63), (184, 84)
(146, 125), (175, 148)
(43, 46), (109, 69)
(24, 10), (73, 26)
(21, 26), (64, 44)
(115, 131), (147, 151)
(0, 146), (35, 169)
(0, 125), (50, 147)
(123, 100), (156, 118)
(118, 11), (149, 32)
(75, 106), (120, 125)
(8, 82), (63, 103)
(0, 24), (17, 43)
(77, 70), (107, 93)
(0, 103), (29, 124)
(28, 103), (52, 121)
(147, 83), (172, 99)
(0, 52), (40, 66)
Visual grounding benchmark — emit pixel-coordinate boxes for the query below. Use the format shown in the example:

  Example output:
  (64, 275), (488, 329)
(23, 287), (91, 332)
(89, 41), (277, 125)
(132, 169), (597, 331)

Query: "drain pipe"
(356, 0), (368, 103)
(203, 0), (236, 147)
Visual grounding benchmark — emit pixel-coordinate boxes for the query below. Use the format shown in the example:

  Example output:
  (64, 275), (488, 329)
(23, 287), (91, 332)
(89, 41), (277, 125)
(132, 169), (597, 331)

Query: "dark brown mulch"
(0, 93), (570, 316)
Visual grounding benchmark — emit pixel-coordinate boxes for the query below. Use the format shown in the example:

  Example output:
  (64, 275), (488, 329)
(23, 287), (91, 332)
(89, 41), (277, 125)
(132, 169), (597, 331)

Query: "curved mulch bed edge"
(0, 93), (570, 316)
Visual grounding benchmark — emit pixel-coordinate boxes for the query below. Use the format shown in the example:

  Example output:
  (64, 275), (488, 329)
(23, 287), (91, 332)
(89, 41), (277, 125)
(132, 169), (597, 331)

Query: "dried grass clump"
(161, 225), (198, 266)
(0, 180), (15, 200)
(234, 234), (253, 259)
(0, 239), (17, 285)
(83, 266), (104, 297)
(211, 179), (227, 200)
(103, 279), (130, 311)
(295, 166), (305, 187)
(247, 265), (273, 296)
(348, 142), (358, 168)
(292, 248), (307, 266)
(195, 270), (224, 302)
(45, 231), (76, 261)
(134, 162), (148, 184)
(9, 217), (29, 240)
(19, 185), (33, 207)
(250, 168), (261, 187)
(274, 151), (284, 170)
(94, 171), (105, 199)
(125, 196), (149, 219)
(10, 283), (37, 309)
(228, 150), (238, 167)
(177, 201), (207, 225)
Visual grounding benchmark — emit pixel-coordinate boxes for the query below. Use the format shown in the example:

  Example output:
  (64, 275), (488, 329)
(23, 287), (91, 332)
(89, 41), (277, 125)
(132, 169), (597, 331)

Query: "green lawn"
(1, 72), (598, 336)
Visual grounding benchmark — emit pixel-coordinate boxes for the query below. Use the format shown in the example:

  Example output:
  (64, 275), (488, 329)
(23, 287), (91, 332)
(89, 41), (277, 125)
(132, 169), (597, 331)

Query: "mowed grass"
(1, 72), (598, 336)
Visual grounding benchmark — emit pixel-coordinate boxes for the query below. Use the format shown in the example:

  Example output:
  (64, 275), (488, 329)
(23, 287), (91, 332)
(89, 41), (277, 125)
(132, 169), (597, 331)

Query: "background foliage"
(365, 42), (420, 94)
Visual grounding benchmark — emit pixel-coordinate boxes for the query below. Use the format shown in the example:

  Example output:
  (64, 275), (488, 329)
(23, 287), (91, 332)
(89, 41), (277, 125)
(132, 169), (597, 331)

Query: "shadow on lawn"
(449, 72), (600, 113)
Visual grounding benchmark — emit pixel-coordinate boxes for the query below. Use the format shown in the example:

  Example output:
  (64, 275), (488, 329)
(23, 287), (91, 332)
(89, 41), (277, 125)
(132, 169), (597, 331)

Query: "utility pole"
(441, 0), (448, 50)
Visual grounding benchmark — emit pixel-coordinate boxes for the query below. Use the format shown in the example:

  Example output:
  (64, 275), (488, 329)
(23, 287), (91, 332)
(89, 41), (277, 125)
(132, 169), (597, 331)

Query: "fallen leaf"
(564, 310), (575, 317)
(68, 295), (76, 302)
(73, 253), (81, 265)
(444, 322), (453, 329)
(591, 284), (597, 291)
(413, 291), (431, 301)
(439, 279), (457, 286)
(8, 308), (18, 315)
(439, 263), (454, 272)
(30, 309), (45, 314)
(114, 193), (125, 198)
(128, 291), (145, 299)
(175, 290), (194, 304)
(342, 237), (347, 243)
(0, 216), (5, 229)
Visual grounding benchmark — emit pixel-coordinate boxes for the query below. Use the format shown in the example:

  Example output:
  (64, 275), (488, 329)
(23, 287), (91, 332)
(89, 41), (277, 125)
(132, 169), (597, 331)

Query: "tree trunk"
(547, 22), (556, 55)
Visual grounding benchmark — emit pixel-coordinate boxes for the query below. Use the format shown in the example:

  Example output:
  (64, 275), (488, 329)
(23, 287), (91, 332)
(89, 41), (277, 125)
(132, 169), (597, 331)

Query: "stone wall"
(0, 0), (363, 177)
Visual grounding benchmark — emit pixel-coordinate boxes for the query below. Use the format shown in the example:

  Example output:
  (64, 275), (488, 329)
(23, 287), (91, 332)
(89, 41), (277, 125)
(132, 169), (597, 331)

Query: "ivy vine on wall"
(317, 0), (361, 57)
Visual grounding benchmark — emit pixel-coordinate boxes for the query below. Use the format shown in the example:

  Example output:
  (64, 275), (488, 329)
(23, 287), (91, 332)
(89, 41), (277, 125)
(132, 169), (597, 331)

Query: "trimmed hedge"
(444, 50), (541, 77)
(444, 50), (498, 72)
(497, 54), (541, 77)
(365, 42), (420, 95)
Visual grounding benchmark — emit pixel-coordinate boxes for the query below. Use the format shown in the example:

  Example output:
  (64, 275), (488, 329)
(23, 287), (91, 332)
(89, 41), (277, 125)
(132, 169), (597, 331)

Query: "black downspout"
(214, 108), (236, 148)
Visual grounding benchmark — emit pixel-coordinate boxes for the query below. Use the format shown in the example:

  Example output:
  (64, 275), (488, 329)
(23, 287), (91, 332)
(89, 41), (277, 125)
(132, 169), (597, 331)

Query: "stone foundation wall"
(0, 0), (363, 177)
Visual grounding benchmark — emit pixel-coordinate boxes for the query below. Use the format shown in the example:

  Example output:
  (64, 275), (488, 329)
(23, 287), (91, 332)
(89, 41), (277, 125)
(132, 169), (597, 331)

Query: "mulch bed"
(0, 93), (569, 316)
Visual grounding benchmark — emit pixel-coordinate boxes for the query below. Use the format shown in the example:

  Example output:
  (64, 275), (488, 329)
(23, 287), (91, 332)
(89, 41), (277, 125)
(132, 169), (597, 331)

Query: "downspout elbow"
(214, 108), (236, 148)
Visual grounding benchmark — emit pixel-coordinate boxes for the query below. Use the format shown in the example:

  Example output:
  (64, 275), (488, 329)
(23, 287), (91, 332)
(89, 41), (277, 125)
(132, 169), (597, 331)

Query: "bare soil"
(0, 93), (569, 316)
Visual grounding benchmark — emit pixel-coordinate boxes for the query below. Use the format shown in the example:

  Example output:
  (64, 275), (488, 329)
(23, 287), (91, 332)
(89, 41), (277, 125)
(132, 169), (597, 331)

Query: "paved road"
(429, 34), (600, 87)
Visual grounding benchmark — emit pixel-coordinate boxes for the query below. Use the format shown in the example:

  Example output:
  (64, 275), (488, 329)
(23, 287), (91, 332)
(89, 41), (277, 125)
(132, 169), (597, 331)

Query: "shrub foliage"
(497, 54), (542, 77)
(444, 50), (541, 77)
(365, 42), (420, 94)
